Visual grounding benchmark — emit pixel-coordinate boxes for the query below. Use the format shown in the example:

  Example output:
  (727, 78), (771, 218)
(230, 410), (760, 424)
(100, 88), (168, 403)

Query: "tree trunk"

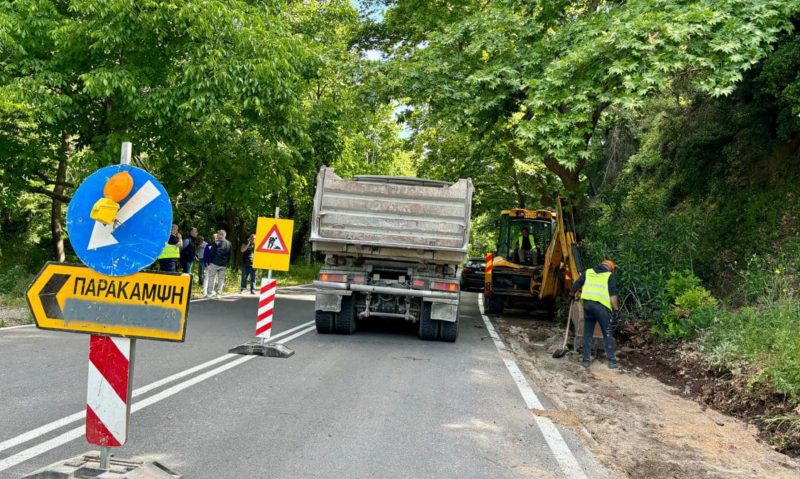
(542, 156), (583, 196)
(51, 134), (69, 262)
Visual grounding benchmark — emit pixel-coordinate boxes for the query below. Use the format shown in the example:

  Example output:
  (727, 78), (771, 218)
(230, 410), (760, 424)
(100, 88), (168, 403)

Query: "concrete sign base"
(22, 452), (181, 479)
(229, 341), (295, 358)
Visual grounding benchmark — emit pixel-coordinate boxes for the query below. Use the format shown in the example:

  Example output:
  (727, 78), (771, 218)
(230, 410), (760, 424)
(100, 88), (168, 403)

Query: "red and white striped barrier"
(256, 278), (276, 339)
(86, 335), (134, 447)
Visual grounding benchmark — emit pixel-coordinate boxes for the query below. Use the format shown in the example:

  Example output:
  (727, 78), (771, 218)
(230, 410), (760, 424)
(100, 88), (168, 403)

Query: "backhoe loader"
(484, 197), (582, 315)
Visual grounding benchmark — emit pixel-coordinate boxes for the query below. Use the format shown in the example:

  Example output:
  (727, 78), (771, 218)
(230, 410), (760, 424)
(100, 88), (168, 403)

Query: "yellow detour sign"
(26, 262), (191, 342)
(253, 217), (294, 271)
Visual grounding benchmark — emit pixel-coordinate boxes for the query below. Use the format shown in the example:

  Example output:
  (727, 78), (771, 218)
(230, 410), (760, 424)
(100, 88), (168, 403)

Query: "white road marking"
(0, 320), (315, 470)
(478, 294), (589, 479)
(0, 323), (34, 331)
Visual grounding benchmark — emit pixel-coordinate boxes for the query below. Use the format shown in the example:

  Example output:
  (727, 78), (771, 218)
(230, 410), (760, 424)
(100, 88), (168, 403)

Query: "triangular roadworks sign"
(253, 217), (294, 271)
(256, 224), (288, 255)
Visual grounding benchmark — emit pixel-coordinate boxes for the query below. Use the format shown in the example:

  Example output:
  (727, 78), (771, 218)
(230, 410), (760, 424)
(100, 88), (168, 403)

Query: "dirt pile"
(493, 316), (800, 479)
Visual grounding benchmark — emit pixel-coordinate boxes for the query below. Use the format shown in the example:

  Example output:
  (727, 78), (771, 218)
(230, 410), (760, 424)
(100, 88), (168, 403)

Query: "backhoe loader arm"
(539, 197), (583, 301)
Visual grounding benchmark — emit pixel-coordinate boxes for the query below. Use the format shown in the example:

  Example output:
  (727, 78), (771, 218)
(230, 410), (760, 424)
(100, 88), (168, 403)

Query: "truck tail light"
(432, 281), (459, 293)
(319, 273), (347, 283)
(412, 279), (426, 288)
(352, 275), (365, 284)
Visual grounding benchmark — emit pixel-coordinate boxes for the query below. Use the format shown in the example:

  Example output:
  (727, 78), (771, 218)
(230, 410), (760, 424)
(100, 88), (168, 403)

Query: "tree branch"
(32, 171), (74, 188)
(29, 185), (72, 204)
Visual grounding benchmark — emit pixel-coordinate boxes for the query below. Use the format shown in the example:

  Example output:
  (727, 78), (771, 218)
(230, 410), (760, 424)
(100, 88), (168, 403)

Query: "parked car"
(460, 257), (486, 292)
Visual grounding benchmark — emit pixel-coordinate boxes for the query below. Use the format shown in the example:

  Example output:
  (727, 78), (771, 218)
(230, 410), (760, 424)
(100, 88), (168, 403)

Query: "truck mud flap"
(315, 290), (352, 313)
(428, 300), (459, 322)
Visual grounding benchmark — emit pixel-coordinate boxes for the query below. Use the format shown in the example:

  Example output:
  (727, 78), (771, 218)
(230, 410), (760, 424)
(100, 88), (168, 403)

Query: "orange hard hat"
(602, 259), (616, 272)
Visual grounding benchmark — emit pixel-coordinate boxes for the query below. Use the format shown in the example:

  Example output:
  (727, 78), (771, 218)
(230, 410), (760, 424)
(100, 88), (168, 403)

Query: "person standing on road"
(180, 227), (198, 275)
(570, 259), (620, 369)
(240, 233), (257, 294)
(158, 224), (181, 272)
(205, 229), (232, 298)
(201, 232), (214, 293)
(196, 235), (207, 288)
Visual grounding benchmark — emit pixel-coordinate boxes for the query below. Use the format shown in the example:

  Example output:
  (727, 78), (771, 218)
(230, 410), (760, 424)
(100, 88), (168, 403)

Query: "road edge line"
(478, 294), (589, 479)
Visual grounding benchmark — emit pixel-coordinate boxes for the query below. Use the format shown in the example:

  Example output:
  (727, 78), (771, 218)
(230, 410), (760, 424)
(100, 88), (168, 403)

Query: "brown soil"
(616, 320), (800, 457)
(492, 310), (800, 479)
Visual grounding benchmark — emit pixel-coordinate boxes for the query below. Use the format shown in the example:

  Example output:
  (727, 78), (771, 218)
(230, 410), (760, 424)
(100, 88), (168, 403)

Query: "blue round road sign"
(67, 165), (172, 277)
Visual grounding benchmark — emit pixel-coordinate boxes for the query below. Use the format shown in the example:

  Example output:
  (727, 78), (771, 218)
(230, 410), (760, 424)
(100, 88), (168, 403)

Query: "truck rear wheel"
(334, 295), (356, 335)
(418, 302), (439, 340)
(439, 316), (458, 342)
(315, 310), (333, 334)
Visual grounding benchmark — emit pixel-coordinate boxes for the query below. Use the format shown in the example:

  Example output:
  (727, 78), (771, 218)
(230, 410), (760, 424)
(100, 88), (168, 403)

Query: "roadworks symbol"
(256, 225), (288, 255)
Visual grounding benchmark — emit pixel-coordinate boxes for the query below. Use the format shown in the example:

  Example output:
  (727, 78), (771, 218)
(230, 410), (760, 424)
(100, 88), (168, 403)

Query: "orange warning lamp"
(104, 171), (134, 202)
(90, 171), (134, 225)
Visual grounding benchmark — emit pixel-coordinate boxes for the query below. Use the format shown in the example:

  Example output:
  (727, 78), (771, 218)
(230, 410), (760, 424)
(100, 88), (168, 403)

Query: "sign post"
(26, 142), (188, 476)
(229, 210), (294, 358)
(97, 143), (133, 469)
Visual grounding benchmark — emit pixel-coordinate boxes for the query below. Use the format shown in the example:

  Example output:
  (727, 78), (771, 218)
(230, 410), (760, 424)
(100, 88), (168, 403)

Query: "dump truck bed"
(310, 167), (473, 264)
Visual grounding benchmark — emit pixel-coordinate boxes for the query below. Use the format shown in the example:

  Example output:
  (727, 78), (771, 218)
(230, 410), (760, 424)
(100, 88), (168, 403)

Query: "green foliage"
(703, 301), (800, 399)
(0, 265), (35, 308)
(0, 0), (412, 267)
(273, 262), (322, 287)
(666, 270), (703, 301)
(365, 0), (800, 195)
(652, 271), (718, 340)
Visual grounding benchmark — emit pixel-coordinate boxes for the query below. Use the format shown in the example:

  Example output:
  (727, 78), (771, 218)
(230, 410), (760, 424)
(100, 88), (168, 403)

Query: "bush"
(654, 271), (718, 340)
(702, 301), (800, 400)
(0, 265), (35, 307)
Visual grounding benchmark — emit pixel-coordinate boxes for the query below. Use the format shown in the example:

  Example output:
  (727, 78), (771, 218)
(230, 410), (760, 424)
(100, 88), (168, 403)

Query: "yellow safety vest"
(581, 269), (612, 310)
(517, 234), (534, 250)
(158, 243), (180, 260)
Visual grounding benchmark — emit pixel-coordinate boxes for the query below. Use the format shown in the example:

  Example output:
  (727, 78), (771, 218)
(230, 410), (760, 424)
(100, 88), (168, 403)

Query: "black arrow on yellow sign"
(39, 273), (69, 319)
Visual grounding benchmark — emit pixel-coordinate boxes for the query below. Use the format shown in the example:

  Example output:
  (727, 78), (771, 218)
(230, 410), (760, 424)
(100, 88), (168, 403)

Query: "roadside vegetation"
(578, 30), (800, 452)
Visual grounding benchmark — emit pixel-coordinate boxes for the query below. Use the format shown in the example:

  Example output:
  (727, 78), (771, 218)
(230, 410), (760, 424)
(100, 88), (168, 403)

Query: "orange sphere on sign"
(103, 171), (134, 202)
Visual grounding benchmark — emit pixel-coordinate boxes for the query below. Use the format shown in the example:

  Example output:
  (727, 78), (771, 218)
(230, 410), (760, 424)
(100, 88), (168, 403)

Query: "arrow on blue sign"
(67, 165), (172, 277)
(87, 180), (161, 250)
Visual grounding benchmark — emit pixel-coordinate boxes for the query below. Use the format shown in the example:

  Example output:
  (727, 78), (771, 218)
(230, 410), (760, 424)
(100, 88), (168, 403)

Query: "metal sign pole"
(97, 142), (134, 470)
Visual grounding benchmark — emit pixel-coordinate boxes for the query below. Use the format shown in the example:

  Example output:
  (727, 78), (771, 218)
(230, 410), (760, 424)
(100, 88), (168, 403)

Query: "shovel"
(552, 300), (576, 358)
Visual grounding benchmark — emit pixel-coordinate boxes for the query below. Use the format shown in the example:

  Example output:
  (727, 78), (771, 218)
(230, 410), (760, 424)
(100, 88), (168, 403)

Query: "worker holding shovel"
(570, 259), (620, 369)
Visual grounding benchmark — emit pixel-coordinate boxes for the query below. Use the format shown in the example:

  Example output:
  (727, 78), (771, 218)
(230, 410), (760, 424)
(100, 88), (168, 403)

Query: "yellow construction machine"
(484, 197), (582, 314)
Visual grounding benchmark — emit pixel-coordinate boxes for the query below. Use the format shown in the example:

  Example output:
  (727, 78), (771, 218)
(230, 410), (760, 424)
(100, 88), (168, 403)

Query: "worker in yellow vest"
(570, 259), (619, 369)
(158, 225), (181, 272)
(513, 226), (535, 264)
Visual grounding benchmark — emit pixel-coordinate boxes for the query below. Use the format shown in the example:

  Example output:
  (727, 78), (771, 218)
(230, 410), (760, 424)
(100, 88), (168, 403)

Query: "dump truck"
(311, 167), (474, 342)
(484, 197), (582, 314)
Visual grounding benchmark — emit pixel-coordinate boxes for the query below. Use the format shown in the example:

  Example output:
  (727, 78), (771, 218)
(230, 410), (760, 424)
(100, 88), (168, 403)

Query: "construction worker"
(570, 259), (619, 369)
(514, 226), (534, 264)
(157, 225), (181, 272)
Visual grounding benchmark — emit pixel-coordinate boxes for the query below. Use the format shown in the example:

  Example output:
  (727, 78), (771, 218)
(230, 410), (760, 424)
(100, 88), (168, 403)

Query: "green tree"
(364, 0), (800, 194)
(0, 0), (310, 261)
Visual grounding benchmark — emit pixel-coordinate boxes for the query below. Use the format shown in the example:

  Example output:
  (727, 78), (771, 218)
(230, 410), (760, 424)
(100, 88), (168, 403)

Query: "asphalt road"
(0, 288), (607, 478)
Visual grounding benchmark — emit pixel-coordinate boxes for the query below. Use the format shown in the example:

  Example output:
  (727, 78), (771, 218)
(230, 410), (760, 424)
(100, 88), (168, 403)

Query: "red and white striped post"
(256, 278), (276, 339)
(256, 207), (279, 345)
(87, 335), (134, 467)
